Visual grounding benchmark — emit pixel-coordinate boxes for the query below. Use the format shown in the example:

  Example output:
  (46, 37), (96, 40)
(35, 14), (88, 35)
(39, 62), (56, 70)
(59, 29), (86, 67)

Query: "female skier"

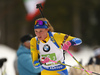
(30, 18), (82, 75)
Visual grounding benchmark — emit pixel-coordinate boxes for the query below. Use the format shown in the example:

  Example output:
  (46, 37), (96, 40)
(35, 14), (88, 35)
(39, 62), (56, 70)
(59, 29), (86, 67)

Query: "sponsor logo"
(43, 44), (50, 52)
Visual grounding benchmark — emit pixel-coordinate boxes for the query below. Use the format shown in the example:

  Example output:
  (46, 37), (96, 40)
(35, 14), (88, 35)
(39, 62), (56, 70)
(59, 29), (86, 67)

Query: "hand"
(41, 57), (50, 64)
(34, 61), (41, 68)
(41, 57), (57, 64)
(62, 41), (71, 51)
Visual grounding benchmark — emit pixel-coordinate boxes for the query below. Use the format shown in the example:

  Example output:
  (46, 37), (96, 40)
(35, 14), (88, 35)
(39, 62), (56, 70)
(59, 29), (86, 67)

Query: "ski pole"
(36, 3), (44, 18)
(61, 40), (89, 75)
(57, 61), (100, 75)
(41, 57), (100, 75)
(66, 49), (90, 75)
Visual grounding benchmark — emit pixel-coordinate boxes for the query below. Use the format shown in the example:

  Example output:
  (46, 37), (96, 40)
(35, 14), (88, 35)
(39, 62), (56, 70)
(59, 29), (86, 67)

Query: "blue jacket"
(17, 44), (41, 75)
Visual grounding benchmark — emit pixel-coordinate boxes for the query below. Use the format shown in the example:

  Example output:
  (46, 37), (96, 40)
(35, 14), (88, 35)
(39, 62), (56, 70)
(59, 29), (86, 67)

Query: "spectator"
(88, 47), (100, 65)
(17, 34), (41, 75)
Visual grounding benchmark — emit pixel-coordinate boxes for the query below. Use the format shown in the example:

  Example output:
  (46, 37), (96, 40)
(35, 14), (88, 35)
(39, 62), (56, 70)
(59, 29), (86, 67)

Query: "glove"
(41, 57), (50, 64)
(41, 57), (57, 64)
(62, 41), (71, 51)
(34, 61), (41, 68)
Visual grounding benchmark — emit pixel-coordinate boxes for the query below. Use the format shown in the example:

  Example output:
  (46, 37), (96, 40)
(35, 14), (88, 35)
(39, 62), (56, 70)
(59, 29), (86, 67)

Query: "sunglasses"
(35, 20), (48, 26)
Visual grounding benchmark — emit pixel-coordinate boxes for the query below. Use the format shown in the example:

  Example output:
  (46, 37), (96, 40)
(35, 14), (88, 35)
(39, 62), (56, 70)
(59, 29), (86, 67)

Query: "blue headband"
(34, 20), (48, 29)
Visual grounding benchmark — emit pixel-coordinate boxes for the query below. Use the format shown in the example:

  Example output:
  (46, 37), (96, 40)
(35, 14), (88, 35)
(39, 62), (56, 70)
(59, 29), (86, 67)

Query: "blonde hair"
(36, 18), (54, 32)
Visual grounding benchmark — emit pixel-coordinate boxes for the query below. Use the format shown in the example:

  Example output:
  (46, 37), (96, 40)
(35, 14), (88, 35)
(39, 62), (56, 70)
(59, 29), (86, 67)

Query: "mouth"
(38, 36), (41, 39)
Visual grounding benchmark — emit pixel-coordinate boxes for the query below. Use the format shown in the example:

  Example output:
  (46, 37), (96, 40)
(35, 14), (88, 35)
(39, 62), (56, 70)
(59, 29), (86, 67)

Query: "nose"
(36, 32), (41, 36)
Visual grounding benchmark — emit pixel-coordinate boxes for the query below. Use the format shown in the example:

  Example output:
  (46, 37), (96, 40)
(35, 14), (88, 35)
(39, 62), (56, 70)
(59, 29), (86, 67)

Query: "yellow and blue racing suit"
(30, 31), (82, 75)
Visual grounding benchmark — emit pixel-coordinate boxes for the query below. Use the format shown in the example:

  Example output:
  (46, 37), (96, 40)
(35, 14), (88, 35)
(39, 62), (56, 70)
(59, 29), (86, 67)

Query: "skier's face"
(34, 28), (48, 41)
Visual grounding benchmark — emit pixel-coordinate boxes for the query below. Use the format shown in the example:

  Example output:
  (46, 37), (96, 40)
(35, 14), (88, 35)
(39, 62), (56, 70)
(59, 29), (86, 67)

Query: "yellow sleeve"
(30, 37), (38, 63)
(53, 33), (65, 48)
(66, 35), (75, 41)
(53, 32), (75, 48)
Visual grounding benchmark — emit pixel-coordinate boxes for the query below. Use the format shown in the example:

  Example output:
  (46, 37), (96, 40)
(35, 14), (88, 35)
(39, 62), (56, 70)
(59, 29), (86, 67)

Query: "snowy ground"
(65, 46), (94, 71)
(0, 44), (16, 75)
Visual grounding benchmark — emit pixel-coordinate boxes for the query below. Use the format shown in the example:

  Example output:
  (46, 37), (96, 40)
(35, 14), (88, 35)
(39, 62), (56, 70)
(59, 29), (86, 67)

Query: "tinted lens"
(38, 20), (44, 25)
(35, 20), (44, 25)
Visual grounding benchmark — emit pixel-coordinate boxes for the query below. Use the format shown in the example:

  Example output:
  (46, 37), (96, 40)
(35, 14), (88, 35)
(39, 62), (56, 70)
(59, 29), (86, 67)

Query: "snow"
(0, 44), (16, 75)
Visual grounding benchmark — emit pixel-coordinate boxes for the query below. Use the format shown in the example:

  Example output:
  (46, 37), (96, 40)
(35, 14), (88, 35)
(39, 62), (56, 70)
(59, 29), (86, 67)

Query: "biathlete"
(30, 18), (82, 75)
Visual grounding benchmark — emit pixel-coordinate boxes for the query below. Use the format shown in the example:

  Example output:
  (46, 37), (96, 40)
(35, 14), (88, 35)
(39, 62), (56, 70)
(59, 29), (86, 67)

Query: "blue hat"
(34, 20), (48, 29)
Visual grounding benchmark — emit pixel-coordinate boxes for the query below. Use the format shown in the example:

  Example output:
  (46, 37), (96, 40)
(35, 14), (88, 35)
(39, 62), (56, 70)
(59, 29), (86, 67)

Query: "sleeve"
(66, 35), (75, 41)
(68, 37), (82, 46)
(30, 37), (39, 63)
(53, 32), (66, 48)
(63, 34), (82, 46)
(18, 54), (41, 73)
(53, 32), (75, 45)
(53, 32), (82, 46)
(53, 32), (75, 42)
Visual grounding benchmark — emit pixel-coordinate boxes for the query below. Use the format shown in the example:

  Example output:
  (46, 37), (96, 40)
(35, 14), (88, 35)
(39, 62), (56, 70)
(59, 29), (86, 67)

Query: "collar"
(41, 33), (50, 43)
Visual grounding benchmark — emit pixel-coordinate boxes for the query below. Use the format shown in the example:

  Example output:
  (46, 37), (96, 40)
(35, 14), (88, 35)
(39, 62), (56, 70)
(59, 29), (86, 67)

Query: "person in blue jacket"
(17, 34), (42, 75)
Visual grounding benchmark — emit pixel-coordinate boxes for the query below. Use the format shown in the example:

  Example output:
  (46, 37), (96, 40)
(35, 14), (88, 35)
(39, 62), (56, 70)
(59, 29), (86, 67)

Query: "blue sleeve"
(18, 54), (42, 73)
(70, 38), (82, 46)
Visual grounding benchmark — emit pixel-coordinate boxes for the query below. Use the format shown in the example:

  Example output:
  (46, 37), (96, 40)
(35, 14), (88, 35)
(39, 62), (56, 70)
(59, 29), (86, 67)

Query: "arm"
(53, 32), (82, 50)
(69, 37), (82, 46)
(53, 32), (82, 46)
(30, 38), (41, 68)
(65, 35), (82, 46)
(62, 35), (82, 50)
(30, 38), (38, 63)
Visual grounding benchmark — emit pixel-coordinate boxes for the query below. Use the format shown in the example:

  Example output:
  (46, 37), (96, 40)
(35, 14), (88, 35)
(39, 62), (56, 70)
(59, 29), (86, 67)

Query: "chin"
(38, 38), (42, 41)
(38, 37), (44, 41)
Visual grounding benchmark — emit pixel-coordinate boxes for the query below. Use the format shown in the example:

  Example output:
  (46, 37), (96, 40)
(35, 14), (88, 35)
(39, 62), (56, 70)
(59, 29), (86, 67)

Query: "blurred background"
(0, 0), (100, 75)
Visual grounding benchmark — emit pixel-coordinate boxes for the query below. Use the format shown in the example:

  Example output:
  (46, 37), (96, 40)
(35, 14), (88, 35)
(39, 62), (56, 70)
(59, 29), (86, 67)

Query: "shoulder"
(30, 37), (37, 50)
(31, 37), (36, 41)
(30, 37), (37, 44)
(52, 32), (66, 37)
(30, 37), (36, 46)
(52, 32), (66, 42)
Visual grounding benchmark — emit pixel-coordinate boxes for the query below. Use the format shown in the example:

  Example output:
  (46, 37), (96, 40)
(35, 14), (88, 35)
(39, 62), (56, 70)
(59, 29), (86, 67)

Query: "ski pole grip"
(36, 3), (44, 18)
(36, 4), (43, 8)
